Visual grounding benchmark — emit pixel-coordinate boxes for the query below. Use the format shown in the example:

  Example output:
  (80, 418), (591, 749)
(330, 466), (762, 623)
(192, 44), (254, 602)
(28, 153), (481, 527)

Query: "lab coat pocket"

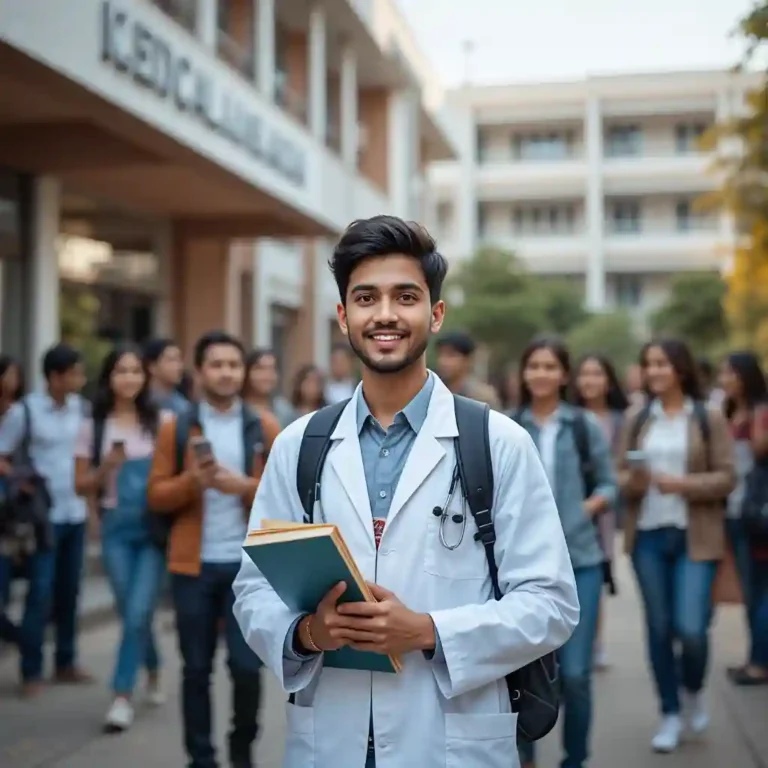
(424, 501), (487, 580)
(284, 702), (315, 767)
(445, 712), (519, 768)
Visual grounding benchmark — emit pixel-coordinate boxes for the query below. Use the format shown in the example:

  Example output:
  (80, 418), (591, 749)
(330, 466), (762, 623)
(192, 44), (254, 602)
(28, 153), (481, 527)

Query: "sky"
(395, 0), (758, 88)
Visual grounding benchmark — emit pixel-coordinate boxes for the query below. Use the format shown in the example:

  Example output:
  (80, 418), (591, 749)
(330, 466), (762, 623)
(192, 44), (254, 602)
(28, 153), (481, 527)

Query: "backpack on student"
(295, 395), (560, 743)
(628, 400), (711, 461)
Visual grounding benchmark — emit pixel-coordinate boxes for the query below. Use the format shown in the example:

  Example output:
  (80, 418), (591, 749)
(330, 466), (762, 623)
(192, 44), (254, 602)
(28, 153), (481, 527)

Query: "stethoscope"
(432, 463), (467, 550)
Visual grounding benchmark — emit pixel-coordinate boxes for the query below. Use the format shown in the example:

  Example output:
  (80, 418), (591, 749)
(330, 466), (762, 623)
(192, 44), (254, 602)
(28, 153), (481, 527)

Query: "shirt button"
(379, 490), (387, 499)
(381, 448), (390, 457)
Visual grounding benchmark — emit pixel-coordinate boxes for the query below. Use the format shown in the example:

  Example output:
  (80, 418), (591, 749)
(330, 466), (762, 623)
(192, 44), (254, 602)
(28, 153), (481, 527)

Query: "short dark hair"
(143, 338), (179, 365)
(435, 330), (476, 357)
(193, 331), (245, 369)
(42, 343), (82, 380)
(329, 215), (448, 304)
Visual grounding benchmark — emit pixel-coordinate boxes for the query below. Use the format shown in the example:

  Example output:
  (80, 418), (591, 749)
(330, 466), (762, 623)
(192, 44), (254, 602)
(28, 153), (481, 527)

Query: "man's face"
(436, 346), (470, 386)
(51, 362), (86, 396)
(338, 254), (444, 375)
(152, 345), (184, 388)
(197, 343), (245, 400)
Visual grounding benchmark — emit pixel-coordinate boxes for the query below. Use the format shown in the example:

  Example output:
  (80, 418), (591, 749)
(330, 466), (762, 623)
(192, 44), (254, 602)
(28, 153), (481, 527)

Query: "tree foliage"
(566, 312), (640, 372)
(650, 272), (729, 355)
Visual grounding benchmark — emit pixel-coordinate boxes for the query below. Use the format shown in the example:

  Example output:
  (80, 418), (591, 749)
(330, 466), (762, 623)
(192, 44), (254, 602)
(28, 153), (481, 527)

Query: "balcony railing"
(478, 150), (583, 165)
(150, 0), (197, 35)
(605, 217), (719, 234)
(217, 29), (255, 81)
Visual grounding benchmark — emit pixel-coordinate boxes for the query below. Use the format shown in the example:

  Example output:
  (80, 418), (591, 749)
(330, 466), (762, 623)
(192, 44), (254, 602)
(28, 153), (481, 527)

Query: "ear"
(430, 300), (446, 335)
(336, 302), (349, 336)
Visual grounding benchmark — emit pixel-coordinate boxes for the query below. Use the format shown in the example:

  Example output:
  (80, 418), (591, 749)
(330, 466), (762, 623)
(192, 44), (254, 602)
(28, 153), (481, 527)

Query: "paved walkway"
(0, 554), (766, 767)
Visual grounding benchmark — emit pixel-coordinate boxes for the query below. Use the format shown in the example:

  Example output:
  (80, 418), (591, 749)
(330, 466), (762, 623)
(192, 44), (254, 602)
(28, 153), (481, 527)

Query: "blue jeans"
(18, 521), (86, 681)
(173, 562), (263, 768)
(0, 555), (20, 645)
(726, 518), (768, 667)
(101, 507), (165, 694)
(518, 564), (603, 768)
(632, 527), (717, 714)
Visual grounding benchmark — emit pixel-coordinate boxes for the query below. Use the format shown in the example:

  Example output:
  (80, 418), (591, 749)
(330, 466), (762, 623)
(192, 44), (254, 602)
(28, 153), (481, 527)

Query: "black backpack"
(296, 395), (560, 743)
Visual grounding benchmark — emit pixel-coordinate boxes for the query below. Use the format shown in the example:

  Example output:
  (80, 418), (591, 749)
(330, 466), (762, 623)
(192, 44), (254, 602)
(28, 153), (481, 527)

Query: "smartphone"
(626, 449), (646, 467)
(191, 437), (214, 463)
(112, 439), (126, 453)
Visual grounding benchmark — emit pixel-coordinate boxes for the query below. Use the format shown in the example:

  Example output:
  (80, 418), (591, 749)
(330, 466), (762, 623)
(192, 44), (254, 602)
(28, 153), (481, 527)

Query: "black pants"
(173, 562), (263, 768)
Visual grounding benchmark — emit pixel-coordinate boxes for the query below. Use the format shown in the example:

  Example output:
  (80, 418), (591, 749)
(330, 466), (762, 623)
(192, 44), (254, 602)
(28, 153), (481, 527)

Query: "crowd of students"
(0, 297), (766, 767)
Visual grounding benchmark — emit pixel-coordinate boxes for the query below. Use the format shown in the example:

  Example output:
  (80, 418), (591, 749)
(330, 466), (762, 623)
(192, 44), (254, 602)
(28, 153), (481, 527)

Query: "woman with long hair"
(514, 336), (617, 768)
(242, 348), (296, 428)
(720, 351), (768, 685)
(291, 364), (327, 416)
(74, 344), (166, 732)
(573, 354), (629, 670)
(617, 338), (735, 753)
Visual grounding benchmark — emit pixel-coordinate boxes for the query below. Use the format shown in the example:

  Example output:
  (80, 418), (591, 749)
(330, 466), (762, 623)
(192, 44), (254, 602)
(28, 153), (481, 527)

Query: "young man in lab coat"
(233, 215), (579, 768)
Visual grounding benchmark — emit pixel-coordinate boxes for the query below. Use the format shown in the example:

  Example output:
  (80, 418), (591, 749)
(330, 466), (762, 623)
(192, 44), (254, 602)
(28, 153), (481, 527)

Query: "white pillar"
(30, 177), (61, 390)
(387, 89), (420, 219)
(312, 240), (333, 369)
(256, 0), (276, 100)
(308, 6), (328, 142)
(584, 95), (606, 310)
(253, 241), (272, 348)
(153, 223), (173, 336)
(455, 107), (477, 258)
(195, 0), (218, 49)
(340, 46), (358, 169)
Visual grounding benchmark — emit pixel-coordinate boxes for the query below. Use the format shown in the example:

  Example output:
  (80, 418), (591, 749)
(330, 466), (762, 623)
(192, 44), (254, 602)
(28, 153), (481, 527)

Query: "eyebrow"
(350, 282), (424, 293)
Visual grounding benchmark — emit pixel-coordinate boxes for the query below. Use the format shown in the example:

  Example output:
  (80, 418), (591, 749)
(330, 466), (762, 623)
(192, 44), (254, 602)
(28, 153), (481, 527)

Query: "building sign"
(100, 1), (306, 187)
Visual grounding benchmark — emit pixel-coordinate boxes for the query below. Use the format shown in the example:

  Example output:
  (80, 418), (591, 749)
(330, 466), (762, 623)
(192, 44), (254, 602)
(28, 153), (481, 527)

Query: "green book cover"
(243, 533), (398, 674)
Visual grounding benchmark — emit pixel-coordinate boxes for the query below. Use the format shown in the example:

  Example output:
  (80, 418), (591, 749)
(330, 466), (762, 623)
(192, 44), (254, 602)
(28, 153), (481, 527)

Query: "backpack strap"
(19, 398), (32, 464)
(174, 401), (201, 475)
(569, 410), (596, 498)
(242, 406), (265, 475)
(692, 400), (712, 470)
(453, 395), (500, 599)
(629, 403), (652, 449)
(92, 417), (106, 469)
(296, 401), (349, 523)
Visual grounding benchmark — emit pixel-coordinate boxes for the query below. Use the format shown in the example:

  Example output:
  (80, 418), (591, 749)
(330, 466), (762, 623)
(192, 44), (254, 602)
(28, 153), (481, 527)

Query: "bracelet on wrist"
(302, 615), (321, 653)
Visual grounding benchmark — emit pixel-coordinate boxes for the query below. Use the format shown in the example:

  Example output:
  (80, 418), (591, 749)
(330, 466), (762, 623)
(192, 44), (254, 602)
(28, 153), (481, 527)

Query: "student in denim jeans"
(719, 351), (768, 686)
(514, 337), (618, 768)
(74, 344), (167, 732)
(617, 339), (735, 754)
(573, 354), (629, 671)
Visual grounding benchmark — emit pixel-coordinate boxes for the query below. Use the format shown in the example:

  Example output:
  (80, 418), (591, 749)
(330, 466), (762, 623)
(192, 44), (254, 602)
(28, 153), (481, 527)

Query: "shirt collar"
(199, 398), (242, 420)
(649, 397), (694, 418)
(356, 373), (435, 434)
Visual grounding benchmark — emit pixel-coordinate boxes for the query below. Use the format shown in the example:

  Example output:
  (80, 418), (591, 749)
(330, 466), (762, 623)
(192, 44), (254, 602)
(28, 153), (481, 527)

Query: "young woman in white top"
(618, 338), (735, 754)
(75, 344), (167, 733)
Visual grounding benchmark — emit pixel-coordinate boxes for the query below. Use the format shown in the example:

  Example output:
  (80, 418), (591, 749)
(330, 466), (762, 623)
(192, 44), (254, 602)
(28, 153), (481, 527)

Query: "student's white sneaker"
(683, 691), (709, 735)
(651, 715), (683, 753)
(104, 697), (134, 733)
(146, 678), (166, 707)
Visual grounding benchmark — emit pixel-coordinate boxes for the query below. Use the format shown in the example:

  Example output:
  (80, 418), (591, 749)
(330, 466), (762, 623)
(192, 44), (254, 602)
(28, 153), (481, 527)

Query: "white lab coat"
(233, 377), (578, 768)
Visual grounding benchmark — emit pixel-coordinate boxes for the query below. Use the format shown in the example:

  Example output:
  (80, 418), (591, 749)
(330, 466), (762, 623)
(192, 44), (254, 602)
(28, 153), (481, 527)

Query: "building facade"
(0, 0), (453, 387)
(427, 69), (760, 320)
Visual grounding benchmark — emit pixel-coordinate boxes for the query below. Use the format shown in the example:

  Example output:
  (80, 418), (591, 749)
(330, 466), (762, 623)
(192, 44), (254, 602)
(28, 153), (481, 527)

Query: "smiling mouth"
(368, 331), (407, 342)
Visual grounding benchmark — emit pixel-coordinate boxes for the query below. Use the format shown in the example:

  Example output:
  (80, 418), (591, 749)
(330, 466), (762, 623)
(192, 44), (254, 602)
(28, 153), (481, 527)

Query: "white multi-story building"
(0, 0), (453, 386)
(427, 69), (760, 319)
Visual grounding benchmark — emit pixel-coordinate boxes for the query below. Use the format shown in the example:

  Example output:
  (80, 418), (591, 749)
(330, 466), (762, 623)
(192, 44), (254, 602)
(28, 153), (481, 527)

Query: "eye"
(399, 293), (417, 303)
(355, 294), (375, 305)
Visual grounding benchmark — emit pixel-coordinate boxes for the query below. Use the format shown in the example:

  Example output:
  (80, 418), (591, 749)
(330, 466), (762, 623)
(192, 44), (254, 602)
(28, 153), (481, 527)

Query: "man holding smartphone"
(147, 331), (280, 768)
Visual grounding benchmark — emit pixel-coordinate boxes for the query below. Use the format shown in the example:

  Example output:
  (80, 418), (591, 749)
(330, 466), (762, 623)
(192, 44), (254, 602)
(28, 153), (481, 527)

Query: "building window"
(675, 122), (707, 154)
(512, 132), (572, 161)
(609, 201), (642, 233)
(606, 125), (642, 157)
(437, 202), (452, 232)
(676, 199), (692, 231)
(615, 275), (643, 307)
(477, 203), (488, 237)
(511, 205), (576, 235)
(150, 0), (197, 34)
(476, 128), (488, 163)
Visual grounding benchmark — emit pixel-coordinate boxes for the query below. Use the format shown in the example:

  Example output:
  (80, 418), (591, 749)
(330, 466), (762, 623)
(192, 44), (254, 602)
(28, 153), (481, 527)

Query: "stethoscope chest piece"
(434, 464), (468, 551)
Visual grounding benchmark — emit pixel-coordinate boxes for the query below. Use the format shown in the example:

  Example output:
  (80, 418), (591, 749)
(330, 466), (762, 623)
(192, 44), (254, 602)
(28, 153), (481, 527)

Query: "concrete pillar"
(28, 177), (61, 390)
(308, 5), (328, 142)
(196, 0), (218, 49)
(340, 46), (358, 169)
(153, 223), (173, 337)
(256, 0), (276, 100)
(584, 95), (606, 310)
(313, 240), (333, 369)
(455, 107), (477, 258)
(253, 241), (272, 348)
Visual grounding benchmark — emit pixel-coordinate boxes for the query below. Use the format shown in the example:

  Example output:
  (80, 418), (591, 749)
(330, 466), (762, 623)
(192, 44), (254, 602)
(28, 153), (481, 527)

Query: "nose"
(373, 297), (398, 324)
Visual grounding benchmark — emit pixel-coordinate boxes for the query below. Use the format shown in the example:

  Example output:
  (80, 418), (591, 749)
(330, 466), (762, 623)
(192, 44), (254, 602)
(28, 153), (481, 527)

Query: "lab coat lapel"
(326, 395), (376, 547)
(385, 379), (458, 531)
